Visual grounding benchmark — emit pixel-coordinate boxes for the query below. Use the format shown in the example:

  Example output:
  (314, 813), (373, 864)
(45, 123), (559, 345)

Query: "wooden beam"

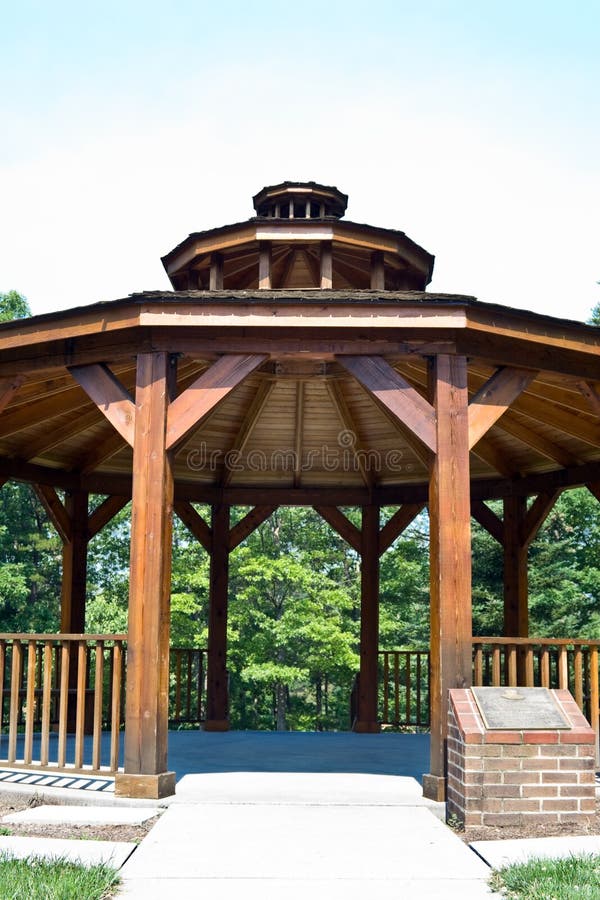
(354, 504), (380, 732)
(166, 354), (267, 451)
(122, 352), (174, 783)
(512, 392), (600, 448)
(293, 382), (304, 488)
(472, 434), (520, 478)
(337, 356), (437, 453)
(34, 484), (72, 543)
(470, 499), (503, 544)
(320, 241), (333, 289)
(522, 490), (561, 548)
(313, 506), (362, 553)
(468, 367), (538, 449)
(209, 252), (224, 291)
(326, 380), (374, 488)
(205, 503), (230, 730)
(424, 354), (471, 802)
(88, 495), (129, 540)
(578, 381), (600, 417)
(0, 375), (25, 415)
(495, 415), (581, 468)
(379, 503), (425, 554)
(588, 482), (600, 503)
(69, 364), (135, 447)
(370, 250), (385, 290)
(173, 500), (212, 552)
(222, 380), (275, 487)
(60, 491), (89, 634)
(258, 242), (272, 289)
(229, 505), (276, 551)
(79, 430), (127, 474)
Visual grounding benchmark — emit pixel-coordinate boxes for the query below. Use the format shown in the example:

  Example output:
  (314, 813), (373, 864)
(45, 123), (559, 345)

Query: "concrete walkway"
(0, 732), (502, 896)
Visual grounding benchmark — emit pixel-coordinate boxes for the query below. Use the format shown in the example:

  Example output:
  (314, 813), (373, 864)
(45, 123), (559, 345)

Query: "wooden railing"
(0, 634), (126, 774)
(379, 650), (430, 728)
(472, 637), (600, 757)
(169, 648), (207, 725)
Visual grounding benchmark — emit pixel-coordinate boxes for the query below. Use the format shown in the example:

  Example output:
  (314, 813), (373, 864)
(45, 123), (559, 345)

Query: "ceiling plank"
(468, 367), (538, 449)
(577, 381), (600, 417)
(326, 380), (374, 488)
(337, 356), (437, 453)
(0, 376), (25, 415)
(69, 364), (135, 447)
(221, 379), (275, 488)
(293, 381), (305, 488)
(166, 354), (267, 451)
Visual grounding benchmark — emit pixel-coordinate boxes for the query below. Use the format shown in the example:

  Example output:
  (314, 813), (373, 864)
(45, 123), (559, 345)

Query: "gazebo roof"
(0, 288), (598, 505)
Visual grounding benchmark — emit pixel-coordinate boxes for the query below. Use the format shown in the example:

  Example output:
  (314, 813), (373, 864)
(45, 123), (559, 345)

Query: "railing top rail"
(473, 636), (600, 647)
(0, 633), (128, 642)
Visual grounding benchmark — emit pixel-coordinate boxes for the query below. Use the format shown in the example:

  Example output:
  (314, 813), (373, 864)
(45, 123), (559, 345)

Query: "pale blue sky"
(1, 0), (598, 321)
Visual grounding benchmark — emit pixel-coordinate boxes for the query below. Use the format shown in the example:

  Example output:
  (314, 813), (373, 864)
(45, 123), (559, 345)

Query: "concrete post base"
(115, 771), (176, 799)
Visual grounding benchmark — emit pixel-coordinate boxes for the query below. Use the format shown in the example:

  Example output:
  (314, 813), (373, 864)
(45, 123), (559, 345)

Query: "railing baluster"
(57, 641), (70, 768)
(491, 647), (501, 685)
(394, 653), (400, 725)
(507, 644), (517, 686)
(473, 645), (483, 685)
(541, 648), (550, 687)
(558, 646), (569, 690)
(405, 653), (411, 725)
(24, 640), (37, 764)
(175, 651), (182, 721)
(589, 647), (599, 767)
(110, 641), (123, 772)
(92, 641), (104, 770)
(525, 646), (534, 686)
(0, 640), (6, 736)
(40, 641), (53, 766)
(574, 647), (584, 710)
(8, 641), (23, 763)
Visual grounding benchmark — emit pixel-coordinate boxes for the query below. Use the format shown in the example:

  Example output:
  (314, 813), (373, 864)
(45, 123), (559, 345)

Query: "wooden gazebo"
(0, 181), (598, 799)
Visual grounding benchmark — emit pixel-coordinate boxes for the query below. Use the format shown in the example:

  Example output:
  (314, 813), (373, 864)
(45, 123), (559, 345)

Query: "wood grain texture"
(378, 504), (425, 555)
(468, 367), (537, 449)
(503, 496), (528, 638)
(69, 364), (135, 446)
(174, 500), (212, 552)
(427, 354), (472, 784)
(338, 356), (437, 453)
(206, 503), (230, 727)
(124, 352), (174, 776)
(166, 354), (267, 450)
(355, 504), (380, 731)
(88, 495), (129, 539)
(34, 485), (72, 544)
(470, 499), (504, 545)
(313, 506), (362, 553)
(229, 505), (276, 551)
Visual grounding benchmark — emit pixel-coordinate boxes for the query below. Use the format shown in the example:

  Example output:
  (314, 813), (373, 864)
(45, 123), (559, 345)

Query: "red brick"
(542, 772), (575, 784)
(481, 798), (503, 813)
(464, 771), (484, 786)
(579, 799), (596, 812)
(503, 799), (541, 812)
(523, 731), (558, 744)
(559, 757), (593, 770)
(559, 785), (594, 797)
(559, 813), (595, 825)
(504, 771), (539, 785)
(539, 745), (578, 756)
(485, 732), (521, 745)
(482, 771), (503, 785)
(463, 812), (483, 827)
(482, 785), (521, 799)
(522, 785), (559, 798)
(464, 732), (484, 744)
(560, 731), (595, 744)
(577, 771), (596, 784)
(483, 759), (521, 772)
(543, 799), (578, 812)
(482, 813), (522, 827)
(523, 758), (557, 770)
(502, 745), (539, 757)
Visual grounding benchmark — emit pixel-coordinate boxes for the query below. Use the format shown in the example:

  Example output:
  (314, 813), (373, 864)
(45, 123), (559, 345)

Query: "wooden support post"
(259, 242), (272, 289)
(370, 250), (385, 290)
(320, 241), (333, 289)
(115, 352), (176, 800)
(60, 491), (89, 634)
(353, 504), (381, 733)
(205, 503), (230, 731)
(423, 355), (472, 803)
(503, 496), (528, 638)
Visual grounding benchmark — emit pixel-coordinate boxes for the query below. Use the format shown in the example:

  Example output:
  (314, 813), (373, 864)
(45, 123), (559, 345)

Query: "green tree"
(0, 290), (30, 322)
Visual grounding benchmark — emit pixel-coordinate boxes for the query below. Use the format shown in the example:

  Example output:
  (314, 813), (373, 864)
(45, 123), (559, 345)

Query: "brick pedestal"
(447, 688), (596, 829)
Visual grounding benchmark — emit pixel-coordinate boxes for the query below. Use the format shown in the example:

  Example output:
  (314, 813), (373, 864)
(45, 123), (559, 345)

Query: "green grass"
(489, 854), (600, 899)
(0, 854), (121, 899)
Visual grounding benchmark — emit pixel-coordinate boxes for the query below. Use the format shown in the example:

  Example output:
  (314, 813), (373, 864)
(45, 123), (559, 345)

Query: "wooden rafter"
(578, 381), (600, 417)
(494, 414), (581, 468)
(472, 434), (520, 479)
(173, 500), (212, 552)
(512, 393), (600, 447)
(468, 367), (538, 449)
(88, 495), (129, 539)
(313, 505), (361, 553)
(379, 503), (425, 554)
(326, 381), (374, 487)
(0, 376), (25, 415)
(522, 490), (561, 548)
(79, 430), (128, 475)
(222, 379), (275, 487)
(69, 364), (135, 447)
(166, 354), (267, 451)
(20, 407), (109, 462)
(337, 356), (437, 454)
(293, 382), (304, 488)
(229, 506), (276, 551)
(34, 484), (72, 543)
(470, 499), (503, 544)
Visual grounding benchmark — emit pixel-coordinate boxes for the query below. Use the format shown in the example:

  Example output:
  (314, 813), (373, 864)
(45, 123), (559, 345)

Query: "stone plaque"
(471, 686), (570, 730)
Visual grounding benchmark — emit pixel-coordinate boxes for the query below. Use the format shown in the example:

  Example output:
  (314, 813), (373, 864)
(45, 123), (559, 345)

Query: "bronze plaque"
(471, 687), (570, 730)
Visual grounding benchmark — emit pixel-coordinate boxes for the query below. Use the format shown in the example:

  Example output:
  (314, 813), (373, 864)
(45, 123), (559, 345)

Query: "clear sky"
(1, 0), (598, 322)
